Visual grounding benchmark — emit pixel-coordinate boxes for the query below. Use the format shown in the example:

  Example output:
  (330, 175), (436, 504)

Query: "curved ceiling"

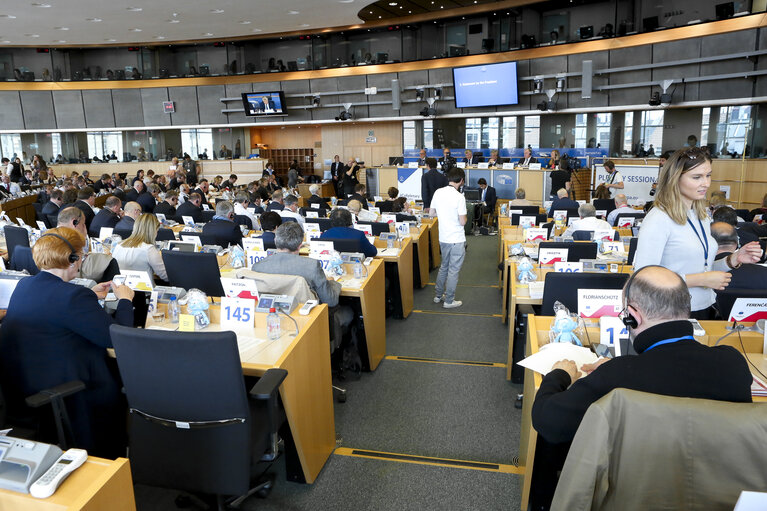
(358, 0), (500, 22)
(0, 0), (367, 46)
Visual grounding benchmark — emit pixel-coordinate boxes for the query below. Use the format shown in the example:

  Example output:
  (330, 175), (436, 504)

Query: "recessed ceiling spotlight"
(129, 28), (142, 32)
(202, 32), (213, 36)
(0, 14), (17, 19)
(210, 9), (224, 14)
(0, 40), (11, 44)
(167, 19), (180, 23)
(154, 35), (165, 39)
(287, 10), (299, 14)
(54, 26), (68, 30)
(55, 39), (66, 43)
(338, 0), (354, 3)
(25, 33), (40, 37)
(389, 2), (397, 5)
(126, 7), (142, 12)
(300, 23), (310, 27)
(238, 20), (251, 24)
(86, 17), (102, 22)
(252, 28), (262, 32)
(31, 3), (51, 7)
(105, 38), (116, 42)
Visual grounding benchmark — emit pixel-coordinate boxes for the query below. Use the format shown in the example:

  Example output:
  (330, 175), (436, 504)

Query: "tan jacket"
(552, 388), (767, 511)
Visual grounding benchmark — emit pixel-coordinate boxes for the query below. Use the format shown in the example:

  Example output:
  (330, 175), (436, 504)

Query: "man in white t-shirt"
(430, 168), (467, 309)
(602, 160), (624, 197)
(562, 203), (613, 238)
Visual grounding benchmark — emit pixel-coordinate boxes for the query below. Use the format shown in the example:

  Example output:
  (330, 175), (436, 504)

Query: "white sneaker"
(443, 300), (463, 309)
(433, 295), (443, 303)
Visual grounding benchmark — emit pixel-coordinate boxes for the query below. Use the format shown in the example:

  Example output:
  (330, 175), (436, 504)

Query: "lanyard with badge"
(686, 217), (709, 270)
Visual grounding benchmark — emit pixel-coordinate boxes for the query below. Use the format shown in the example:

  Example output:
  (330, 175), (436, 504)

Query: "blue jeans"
(435, 241), (466, 303)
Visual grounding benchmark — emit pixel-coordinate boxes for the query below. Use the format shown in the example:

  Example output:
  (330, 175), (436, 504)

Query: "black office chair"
(735, 209), (752, 222)
(47, 214), (59, 228)
(201, 210), (216, 222)
(234, 215), (253, 230)
(538, 242), (598, 262)
(10, 246), (39, 274)
(113, 228), (134, 240)
(507, 205), (541, 216)
(110, 325), (286, 508)
(511, 213), (548, 226)
(299, 207), (328, 218)
(4, 225), (29, 261)
(615, 212), (645, 227)
(627, 237), (639, 265)
(571, 230), (593, 241)
(304, 218), (332, 231)
(355, 221), (391, 236)
(161, 251), (225, 296)
(375, 201), (394, 213)
(178, 231), (218, 246)
(280, 217), (298, 224)
(321, 238), (363, 253)
(592, 199), (616, 214)
(715, 288), (767, 320)
(33, 203), (51, 228)
(396, 213), (417, 222)
(540, 272), (630, 314)
(156, 228), (176, 242)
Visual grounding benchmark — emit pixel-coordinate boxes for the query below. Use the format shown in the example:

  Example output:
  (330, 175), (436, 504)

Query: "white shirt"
(355, 208), (379, 223)
(562, 216), (613, 238)
(279, 208), (305, 225)
(634, 207), (727, 312)
(606, 171), (623, 196)
(112, 242), (168, 280)
(9, 182), (21, 195)
(234, 202), (259, 230)
(430, 185), (467, 244)
(606, 204), (632, 226)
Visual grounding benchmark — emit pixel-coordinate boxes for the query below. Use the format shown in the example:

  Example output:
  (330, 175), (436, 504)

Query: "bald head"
(711, 221), (738, 253)
(124, 201), (142, 219)
(625, 266), (691, 335)
(614, 194), (628, 206)
(557, 188), (568, 198)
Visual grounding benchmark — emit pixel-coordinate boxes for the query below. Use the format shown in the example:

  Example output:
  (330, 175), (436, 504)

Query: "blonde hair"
(122, 213), (160, 248)
(655, 147), (711, 224)
(347, 199), (363, 214)
(33, 227), (85, 270)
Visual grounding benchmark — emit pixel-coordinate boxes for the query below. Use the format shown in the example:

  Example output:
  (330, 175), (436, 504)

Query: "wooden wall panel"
(253, 126), (321, 149)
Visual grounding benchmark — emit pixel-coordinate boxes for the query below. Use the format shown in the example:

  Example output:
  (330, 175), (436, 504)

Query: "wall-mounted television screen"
(453, 62), (518, 109)
(242, 91), (287, 116)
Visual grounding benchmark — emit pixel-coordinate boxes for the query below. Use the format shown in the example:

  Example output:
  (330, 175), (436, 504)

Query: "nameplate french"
(99, 227), (114, 241)
(220, 277), (259, 301)
(502, 162), (514, 170)
(601, 241), (624, 254)
(120, 270), (154, 292)
(525, 228), (548, 242)
(538, 248), (568, 265)
(408, 162), (419, 168)
(577, 289), (622, 318)
(178, 314), (195, 332)
(617, 217), (635, 228)
(595, 210), (607, 218)
(554, 261), (583, 273)
(727, 298), (767, 323)
(156, 213), (167, 223)
(182, 216), (195, 227)
(593, 229), (615, 242)
(354, 224), (373, 236)
(181, 235), (202, 249)
(89, 238), (104, 254)
(202, 204), (210, 211)
(553, 210), (568, 222)
(303, 222), (321, 233)
(508, 209), (523, 218)
(600, 316), (629, 346)
(306, 211), (319, 218)
(16, 217), (26, 226)
(369, 206), (381, 215)
(246, 250), (269, 267)
(477, 162), (489, 169)
(394, 221), (410, 239)
(529, 163), (542, 170)
(456, 162), (466, 169)
(220, 296), (256, 331)
(36, 221), (47, 231)
(381, 214), (397, 224)
(528, 281), (545, 299)
(242, 237), (265, 253)
(305, 230), (322, 240)
(519, 216), (536, 229)
(309, 240), (335, 255)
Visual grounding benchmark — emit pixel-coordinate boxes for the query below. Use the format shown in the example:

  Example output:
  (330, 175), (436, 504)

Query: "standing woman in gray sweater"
(633, 147), (763, 319)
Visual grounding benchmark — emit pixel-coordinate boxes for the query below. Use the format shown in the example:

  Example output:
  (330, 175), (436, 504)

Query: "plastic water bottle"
(353, 260), (364, 279)
(267, 307), (281, 340)
(168, 295), (179, 324)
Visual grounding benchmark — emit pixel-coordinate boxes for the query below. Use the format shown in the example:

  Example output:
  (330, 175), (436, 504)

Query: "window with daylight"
(639, 110), (664, 154)
(523, 115), (540, 148)
(717, 105), (751, 156)
(501, 117), (517, 148)
(623, 112), (634, 154)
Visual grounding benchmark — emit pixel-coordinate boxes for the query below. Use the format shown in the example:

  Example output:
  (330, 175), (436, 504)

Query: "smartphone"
(112, 275), (126, 287)
(688, 319), (706, 337)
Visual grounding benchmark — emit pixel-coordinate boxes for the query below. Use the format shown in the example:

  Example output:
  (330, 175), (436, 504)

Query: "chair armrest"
(25, 380), (86, 408)
(249, 369), (287, 400)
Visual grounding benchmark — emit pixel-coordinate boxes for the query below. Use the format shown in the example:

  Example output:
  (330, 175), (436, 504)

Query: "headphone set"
(619, 265), (665, 329)
(40, 233), (80, 264)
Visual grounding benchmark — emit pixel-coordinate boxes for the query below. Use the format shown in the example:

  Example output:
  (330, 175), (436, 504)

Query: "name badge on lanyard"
(687, 217), (709, 270)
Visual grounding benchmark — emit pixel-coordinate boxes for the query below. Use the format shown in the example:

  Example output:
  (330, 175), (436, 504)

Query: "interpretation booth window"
(717, 105), (751, 155)
(524, 116), (541, 148)
(623, 112), (634, 154)
(700, 108), (711, 148)
(501, 117), (518, 149)
(639, 110), (664, 154)
(596, 113), (612, 148)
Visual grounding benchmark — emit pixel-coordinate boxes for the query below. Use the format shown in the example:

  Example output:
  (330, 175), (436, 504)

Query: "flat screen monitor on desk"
(463, 189), (480, 201)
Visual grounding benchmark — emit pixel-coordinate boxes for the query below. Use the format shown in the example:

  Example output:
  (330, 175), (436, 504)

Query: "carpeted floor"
(135, 234), (524, 511)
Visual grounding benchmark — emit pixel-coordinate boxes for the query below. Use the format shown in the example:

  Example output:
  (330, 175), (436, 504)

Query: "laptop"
(0, 274), (27, 309)
(463, 189), (481, 201)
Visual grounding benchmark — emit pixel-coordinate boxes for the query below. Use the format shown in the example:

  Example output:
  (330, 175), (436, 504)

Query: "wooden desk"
(374, 236), (414, 319)
(145, 303), (335, 485)
(518, 317), (767, 510)
(421, 218), (441, 270)
(93, 194), (113, 209)
(1, 195), (38, 226)
(0, 457), (135, 511)
(337, 259), (386, 370)
(411, 224), (430, 288)
(296, 183), (335, 199)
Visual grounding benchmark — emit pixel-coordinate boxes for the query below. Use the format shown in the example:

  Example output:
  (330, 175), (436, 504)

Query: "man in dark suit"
(349, 183), (369, 210)
(417, 149), (428, 167)
(329, 155), (344, 195)
(438, 148), (456, 173)
(42, 188), (64, 218)
(136, 183), (159, 214)
(463, 149), (483, 165)
(548, 188), (579, 218)
(266, 190), (285, 212)
(154, 190), (179, 219)
(307, 183), (330, 208)
(92, 174), (112, 194)
(168, 171), (186, 190)
(342, 159), (361, 198)
(74, 186), (96, 232)
(320, 208), (377, 258)
(88, 196), (122, 237)
(711, 222), (767, 290)
(174, 192), (204, 224)
(256, 211), (282, 249)
(111, 179), (127, 202)
(125, 180), (144, 202)
(474, 178), (497, 229)
(202, 201), (243, 248)
(192, 179), (209, 202)
(712, 206), (766, 247)
(421, 157), (448, 213)
(517, 147), (538, 167)
(115, 201), (141, 231)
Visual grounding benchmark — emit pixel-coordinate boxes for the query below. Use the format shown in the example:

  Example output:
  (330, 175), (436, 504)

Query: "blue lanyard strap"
(686, 217), (709, 269)
(644, 335), (695, 352)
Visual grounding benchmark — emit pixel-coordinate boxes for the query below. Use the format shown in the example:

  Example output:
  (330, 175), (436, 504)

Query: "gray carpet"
(413, 284), (503, 316)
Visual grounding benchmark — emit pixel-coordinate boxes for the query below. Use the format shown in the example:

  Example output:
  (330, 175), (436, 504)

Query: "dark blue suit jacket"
(256, 231), (276, 249)
(481, 186), (497, 210)
(321, 227), (377, 258)
(0, 272), (133, 456)
(136, 192), (156, 214)
(89, 208), (120, 237)
(548, 197), (580, 217)
(202, 218), (243, 248)
(266, 202), (284, 212)
(175, 201), (203, 223)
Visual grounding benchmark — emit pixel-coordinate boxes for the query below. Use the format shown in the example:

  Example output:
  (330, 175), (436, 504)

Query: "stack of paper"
(517, 342), (598, 376)
(751, 375), (767, 397)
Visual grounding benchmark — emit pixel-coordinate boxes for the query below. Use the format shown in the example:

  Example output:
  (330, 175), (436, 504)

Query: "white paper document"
(517, 342), (598, 375)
